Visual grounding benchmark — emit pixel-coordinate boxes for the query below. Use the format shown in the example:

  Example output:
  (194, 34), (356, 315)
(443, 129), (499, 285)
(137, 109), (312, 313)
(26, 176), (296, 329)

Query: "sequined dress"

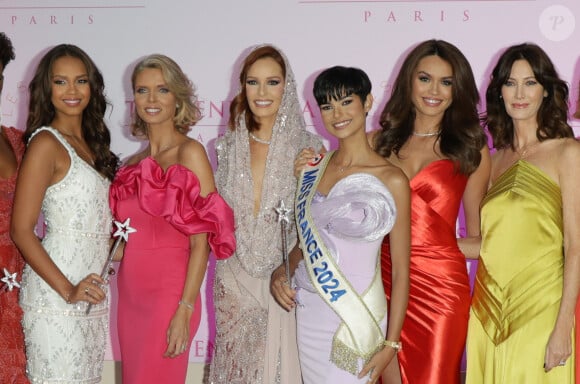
(19, 127), (111, 384)
(295, 173), (396, 384)
(209, 46), (322, 384)
(0, 126), (28, 384)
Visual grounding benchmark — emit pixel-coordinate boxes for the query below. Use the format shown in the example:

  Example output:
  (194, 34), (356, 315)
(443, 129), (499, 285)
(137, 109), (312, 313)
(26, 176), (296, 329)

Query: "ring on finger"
(559, 360), (566, 366)
(84, 287), (90, 294)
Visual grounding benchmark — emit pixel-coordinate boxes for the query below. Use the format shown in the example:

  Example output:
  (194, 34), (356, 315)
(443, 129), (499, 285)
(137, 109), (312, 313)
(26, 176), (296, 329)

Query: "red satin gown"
(382, 159), (470, 384)
(109, 157), (235, 384)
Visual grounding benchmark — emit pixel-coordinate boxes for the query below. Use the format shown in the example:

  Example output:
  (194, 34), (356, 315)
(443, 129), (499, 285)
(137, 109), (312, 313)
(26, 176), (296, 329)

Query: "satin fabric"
(296, 173), (396, 383)
(109, 157), (235, 384)
(381, 159), (470, 384)
(467, 160), (574, 383)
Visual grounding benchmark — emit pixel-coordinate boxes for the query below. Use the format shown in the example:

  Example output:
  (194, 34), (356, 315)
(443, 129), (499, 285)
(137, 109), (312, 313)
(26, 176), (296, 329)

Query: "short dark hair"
(313, 66), (371, 106)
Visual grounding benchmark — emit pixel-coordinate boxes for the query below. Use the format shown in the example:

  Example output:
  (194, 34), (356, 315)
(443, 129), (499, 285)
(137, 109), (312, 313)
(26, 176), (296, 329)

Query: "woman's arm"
(457, 146), (491, 259)
(383, 168), (411, 348)
(164, 140), (215, 358)
(544, 139), (580, 371)
(361, 167), (411, 384)
(10, 132), (106, 304)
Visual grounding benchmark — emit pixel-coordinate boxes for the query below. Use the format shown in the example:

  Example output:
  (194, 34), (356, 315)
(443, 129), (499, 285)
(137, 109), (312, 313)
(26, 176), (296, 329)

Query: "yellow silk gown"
(466, 160), (574, 383)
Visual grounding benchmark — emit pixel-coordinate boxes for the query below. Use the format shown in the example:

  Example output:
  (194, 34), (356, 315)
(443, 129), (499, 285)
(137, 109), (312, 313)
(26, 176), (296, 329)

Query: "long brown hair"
(483, 43), (573, 149)
(25, 44), (119, 180)
(374, 39), (486, 175)
(229, 45), (286, 132)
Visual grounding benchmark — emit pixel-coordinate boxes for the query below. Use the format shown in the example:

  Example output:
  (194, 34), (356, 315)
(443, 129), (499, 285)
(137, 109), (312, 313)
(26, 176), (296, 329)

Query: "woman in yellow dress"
(466, 43), (580, 383)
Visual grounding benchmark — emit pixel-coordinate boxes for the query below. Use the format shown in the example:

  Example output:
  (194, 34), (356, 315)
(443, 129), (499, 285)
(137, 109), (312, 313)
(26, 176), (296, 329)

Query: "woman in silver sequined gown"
(208, 45), (323, 384)
(11, 45), (119, 384)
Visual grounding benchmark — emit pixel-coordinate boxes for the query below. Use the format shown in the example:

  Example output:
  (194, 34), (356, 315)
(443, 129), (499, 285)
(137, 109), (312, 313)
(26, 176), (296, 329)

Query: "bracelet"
(178, 300), (194, 311)
(383, 340), (402, 352)
(63, 290), (72, 304)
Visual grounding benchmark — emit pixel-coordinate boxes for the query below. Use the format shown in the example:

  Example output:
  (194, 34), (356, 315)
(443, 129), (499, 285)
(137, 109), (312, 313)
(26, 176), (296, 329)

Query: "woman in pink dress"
(0, 32), (29, 384)
(109, 54), (235, 384)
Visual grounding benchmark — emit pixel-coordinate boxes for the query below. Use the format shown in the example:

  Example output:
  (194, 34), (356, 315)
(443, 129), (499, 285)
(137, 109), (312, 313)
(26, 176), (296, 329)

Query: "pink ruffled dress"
(109, 157), (235, 384)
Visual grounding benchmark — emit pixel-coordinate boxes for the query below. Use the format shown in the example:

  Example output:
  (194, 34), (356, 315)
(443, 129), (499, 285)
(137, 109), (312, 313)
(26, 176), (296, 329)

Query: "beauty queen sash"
(295, 152), (387, 375)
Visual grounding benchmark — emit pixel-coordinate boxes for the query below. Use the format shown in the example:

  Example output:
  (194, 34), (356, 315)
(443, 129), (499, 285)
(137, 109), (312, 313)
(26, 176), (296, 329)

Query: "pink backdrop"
(1, 0), (579, 364)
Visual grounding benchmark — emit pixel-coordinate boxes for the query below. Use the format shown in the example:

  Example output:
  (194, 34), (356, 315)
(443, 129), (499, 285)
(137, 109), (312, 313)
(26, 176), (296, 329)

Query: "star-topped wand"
(86, 218), (136, 315)
(274, 200), (292, 284)
(1, 268), (21, 292)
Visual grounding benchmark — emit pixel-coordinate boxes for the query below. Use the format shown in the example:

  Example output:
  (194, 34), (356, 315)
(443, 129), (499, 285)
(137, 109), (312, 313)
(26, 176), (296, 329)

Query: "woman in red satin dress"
(0, 32), (29, 384)
(372, 40), (490, 384)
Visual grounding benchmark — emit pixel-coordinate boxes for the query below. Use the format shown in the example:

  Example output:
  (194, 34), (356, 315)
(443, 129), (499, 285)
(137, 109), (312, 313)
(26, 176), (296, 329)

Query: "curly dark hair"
(483, 43), (573, 149)
(229, 45), (286, 132)
(374, 39), (487, 175)
(0, 32), (15, 68)
(24, 44), (119, 180)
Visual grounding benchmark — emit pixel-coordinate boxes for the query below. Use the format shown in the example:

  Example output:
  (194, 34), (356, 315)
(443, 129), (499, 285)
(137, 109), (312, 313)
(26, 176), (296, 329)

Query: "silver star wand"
(86, 218), (136, 315)
(1, 268), (21, 292)
(274, 200), (292, 284)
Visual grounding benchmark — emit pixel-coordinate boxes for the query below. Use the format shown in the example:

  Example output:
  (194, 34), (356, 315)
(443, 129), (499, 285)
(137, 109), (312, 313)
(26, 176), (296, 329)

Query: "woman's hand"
(293, 147), (318, 177)
(270, 264), (296, 311)
(67, 273), (106, 304)
(544, 325), (573, 371)
(164, 305), (192, 358)
(359, 346), (397, 384)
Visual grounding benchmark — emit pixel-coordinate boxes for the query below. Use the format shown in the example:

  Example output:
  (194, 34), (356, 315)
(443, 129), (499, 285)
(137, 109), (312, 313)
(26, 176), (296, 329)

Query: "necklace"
(412, 130), (441, 137)
(333, 157), (353, 173)
(249, 132), (271, 145)
(515, 141), (540, 159)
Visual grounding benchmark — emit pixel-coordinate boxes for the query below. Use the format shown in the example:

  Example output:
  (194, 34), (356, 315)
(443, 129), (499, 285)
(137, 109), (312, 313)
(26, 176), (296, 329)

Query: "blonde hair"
(130, 54), (201, 136)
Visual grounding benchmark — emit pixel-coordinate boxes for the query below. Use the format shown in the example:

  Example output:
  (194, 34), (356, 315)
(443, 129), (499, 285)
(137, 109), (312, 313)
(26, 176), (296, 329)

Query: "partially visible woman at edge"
(466, 43), (580, 384)
(109, 54), (235, 384)
(11, 44), (119, 383)
(209, 45), (323, 384)
(371, 39), (490, 383)
(0, 31), (29, 384)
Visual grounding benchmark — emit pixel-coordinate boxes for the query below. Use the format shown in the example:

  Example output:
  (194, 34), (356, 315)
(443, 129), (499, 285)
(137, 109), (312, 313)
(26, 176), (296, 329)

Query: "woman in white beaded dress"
(208, 44), (323, 384)
(10, 44), (119, 383)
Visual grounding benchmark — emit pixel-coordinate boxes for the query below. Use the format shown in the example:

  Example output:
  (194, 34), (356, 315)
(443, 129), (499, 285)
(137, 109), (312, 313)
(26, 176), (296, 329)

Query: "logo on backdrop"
(1, 1), (145, 26)
(298, 0), (472, 24)
(539, 5), (575, 42)
(124, 98), (320, 142)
